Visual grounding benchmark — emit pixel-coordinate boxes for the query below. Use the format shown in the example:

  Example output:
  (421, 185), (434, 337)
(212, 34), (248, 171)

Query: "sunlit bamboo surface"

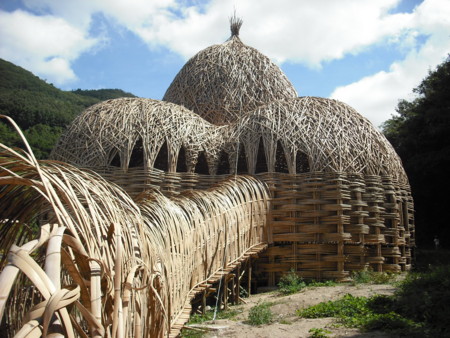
(51, 96), (408, 184)
(0, 116), (269, 337)
(163, 15), (297, 125)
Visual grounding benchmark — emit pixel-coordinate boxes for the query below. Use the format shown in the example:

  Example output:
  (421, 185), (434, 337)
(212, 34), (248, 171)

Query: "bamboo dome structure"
(50, 18), (415, 285)
(1, 17), (416, 337)
(163, 17), (297, 125)
(52, 96), (407, 183)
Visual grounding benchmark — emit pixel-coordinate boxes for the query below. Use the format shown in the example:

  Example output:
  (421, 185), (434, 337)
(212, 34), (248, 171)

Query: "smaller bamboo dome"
(236, 96), (408, 183)
(163, 16), (297, 125)
(51, 98), (223, 173)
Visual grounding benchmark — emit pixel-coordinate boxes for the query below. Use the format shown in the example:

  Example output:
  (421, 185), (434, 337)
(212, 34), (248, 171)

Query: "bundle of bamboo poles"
(0, 116), (269, 337)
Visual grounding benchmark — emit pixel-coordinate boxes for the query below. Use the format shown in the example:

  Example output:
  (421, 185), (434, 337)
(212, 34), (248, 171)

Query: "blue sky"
(1, 0), (449, 127)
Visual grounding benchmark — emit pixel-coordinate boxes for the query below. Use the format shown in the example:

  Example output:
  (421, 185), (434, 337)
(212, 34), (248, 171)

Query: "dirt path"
(188, 283), (398, 338)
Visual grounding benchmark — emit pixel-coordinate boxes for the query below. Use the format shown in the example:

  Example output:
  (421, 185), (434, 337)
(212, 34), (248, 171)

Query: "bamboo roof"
(51, 96), (407, 183)
(236, 96), (408, 182)
(51, 98), (222, 172)
(51, 17), (408, 184)
(163, 18), (297, 125)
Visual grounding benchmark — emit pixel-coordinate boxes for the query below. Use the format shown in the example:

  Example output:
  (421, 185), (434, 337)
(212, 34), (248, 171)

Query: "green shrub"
(298, 294), (423, 335)
(362, 312), (421, 333)
(351, 269), (395, 285)
(351, 269), (373, 284)
(180, 328), (207, 338)
(366, 295), (396, 314)
(307, 280), (338, 287)
(395, 265), (450, 334)
(298, 294), (369, 322)
(278, 270), (306, 294)
(187, 308), (239, 324)
(309, 327), (331, 337)
(247, 302), (273, 325)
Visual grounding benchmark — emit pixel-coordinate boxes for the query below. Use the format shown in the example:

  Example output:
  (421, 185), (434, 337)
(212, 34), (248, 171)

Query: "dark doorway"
(195, 151), (209, 175)
(255, 137), (268, 174)
(154, 141), (169, 171)
(236, 145), (248, 174)
(296, 151), (310, 173)
(129, 138), (144, 168)
(275, 140), (289, 173)
(217, 150), (230, 175)
(176, 146), (188, 172)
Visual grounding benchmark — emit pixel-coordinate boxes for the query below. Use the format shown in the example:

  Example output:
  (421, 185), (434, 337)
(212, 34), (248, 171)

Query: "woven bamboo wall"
(255, 172), (414, 285)
(88, 167), (415, 284)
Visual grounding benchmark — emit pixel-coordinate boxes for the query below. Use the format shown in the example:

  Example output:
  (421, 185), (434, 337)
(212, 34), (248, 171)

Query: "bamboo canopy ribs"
(1, 17), (415, 337)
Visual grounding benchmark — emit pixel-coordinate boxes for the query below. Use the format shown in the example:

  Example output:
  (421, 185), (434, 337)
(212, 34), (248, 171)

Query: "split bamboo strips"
(0, 116), (269, 337)
(51, 96), (408, 185)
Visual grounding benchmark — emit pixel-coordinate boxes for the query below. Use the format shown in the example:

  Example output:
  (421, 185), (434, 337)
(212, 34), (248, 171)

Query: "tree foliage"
(0, 58), (136, 159)
(382, 55), (450, 247)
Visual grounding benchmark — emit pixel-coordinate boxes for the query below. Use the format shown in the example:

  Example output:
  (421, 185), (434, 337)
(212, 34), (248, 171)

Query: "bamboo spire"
(230, 12), (243, 37)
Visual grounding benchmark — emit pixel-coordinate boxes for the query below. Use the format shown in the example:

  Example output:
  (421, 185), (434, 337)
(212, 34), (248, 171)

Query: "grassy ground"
(181, 250), (450, 337)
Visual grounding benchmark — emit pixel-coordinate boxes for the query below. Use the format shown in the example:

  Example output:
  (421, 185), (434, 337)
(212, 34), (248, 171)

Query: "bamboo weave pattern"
(0, 120), (269, 337)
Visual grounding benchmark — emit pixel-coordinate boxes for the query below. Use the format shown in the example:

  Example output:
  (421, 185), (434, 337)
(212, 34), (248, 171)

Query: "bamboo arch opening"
(176, 146), (188, 172)
(129, 138), (144, 168)
(217, 150), (230, 175)
(255, 137), (268, 174)
(195, 151), (209, 175)
(296, 151), (310, 174)
(154, 141), (169, 171)
(236, 145), (248, 174)
(275, 140), (289, 173)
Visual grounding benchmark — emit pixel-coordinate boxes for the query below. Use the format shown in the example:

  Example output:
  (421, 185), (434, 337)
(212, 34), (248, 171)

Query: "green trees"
(0, 58), (135, 159)
(382, 55), (450, 248)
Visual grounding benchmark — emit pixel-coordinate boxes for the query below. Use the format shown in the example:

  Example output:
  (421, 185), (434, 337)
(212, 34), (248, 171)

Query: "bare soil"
(188, 283), (399, 338)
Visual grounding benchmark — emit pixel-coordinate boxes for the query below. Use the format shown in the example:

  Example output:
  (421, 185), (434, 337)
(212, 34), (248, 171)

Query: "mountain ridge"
(0, 58), (137, 158)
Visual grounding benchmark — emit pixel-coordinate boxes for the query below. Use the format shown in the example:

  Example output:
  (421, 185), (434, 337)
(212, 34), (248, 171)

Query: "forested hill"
(0, 58), (136, 158)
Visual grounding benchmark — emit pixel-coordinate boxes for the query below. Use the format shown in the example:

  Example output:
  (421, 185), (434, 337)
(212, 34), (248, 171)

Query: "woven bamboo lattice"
(0, 116), (269, 337)
(162, 16), (297, 125)
(51, 96), (407, 184)
(255, 171), (414, 284)
(51, 98), (224, 173)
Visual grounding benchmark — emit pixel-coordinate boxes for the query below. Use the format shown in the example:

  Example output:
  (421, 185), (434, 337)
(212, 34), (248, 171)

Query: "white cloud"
(12, 0), (413, 64)
(0, 9), (99, 84)
(0, 0), (448, 122)
(114, 0), (411, 65)
(330, 0), (450, 127)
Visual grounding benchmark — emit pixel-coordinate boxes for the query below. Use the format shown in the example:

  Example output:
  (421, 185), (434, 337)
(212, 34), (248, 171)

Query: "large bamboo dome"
(163, 18), (297, 125)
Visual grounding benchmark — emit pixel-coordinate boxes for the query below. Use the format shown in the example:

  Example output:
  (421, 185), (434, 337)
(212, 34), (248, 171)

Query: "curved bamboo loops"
(0, 116), (269, 337)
